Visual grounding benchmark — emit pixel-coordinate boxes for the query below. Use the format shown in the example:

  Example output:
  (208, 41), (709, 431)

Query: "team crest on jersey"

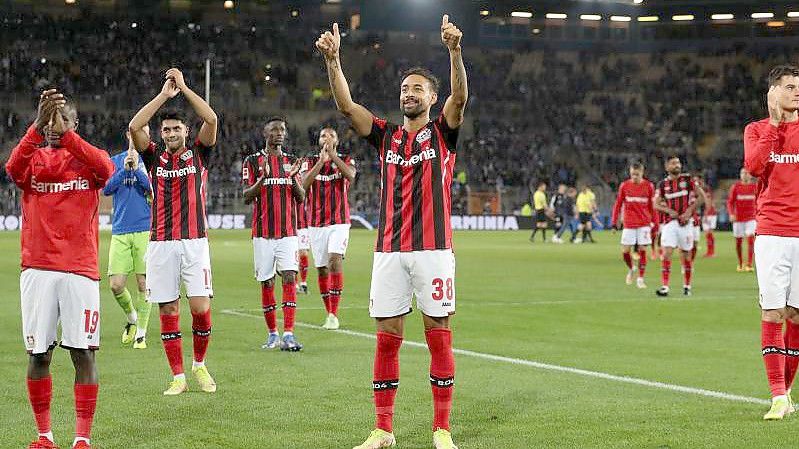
(26, 335), (35, 347)
(283, 163), (293, 172)
(416, 128), (432, 144)
(180, 150), (193, 161)
(679, 181), (687, 188)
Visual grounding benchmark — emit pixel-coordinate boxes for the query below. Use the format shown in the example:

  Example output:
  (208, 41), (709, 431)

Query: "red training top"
(727, 181), (758, 222)
(611, 179), (655, 229)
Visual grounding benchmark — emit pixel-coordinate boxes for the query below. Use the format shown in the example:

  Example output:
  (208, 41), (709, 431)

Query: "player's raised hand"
(441, 14), (462, 51)
(160, 78), (180, 99)
(768, 85), (784, 126)
(49, 107), (67, 135)
(315, 22), (341, 60)
(258, 156), (270, 183)
(288, 159), (303, 177)
(35, 89), (65, 132)
(166, 68), (187, 90)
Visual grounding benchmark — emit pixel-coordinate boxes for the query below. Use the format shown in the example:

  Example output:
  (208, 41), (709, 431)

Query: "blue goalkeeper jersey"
(103, 152), (152, 235)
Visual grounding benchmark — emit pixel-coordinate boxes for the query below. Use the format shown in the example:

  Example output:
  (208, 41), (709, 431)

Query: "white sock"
(126, 310), (138, 324)
(39, 431), (54, 442)
(192, 360), (205, 369)
(174, 373), (186, 381)
(283, 331), (293, 337)
(73, 437), (90, 447)
(135, 328), (146, 339)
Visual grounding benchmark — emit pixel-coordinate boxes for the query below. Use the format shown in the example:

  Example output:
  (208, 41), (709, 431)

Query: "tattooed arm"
(441, 14), (468, 129)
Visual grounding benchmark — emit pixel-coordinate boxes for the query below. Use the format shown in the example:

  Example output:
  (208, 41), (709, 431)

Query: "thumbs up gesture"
(316, 22), (342, 60)
(441, 14), (462, 51)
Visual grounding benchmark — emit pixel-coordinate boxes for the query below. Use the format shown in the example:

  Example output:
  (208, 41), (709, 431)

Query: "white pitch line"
(221, 308), (769, 406)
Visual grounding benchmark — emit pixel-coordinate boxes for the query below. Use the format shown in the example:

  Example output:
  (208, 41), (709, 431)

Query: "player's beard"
(402, 104), (427, 119)
(165, 137), (186, 153)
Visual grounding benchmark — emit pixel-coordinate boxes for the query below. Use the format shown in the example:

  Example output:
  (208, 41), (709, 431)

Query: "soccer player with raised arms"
(317, 14), (467, 449)
(301, 126), (357, 330)
(129, 68), (218, 396)
(242, 117), (305, 351)
(744, 64), (799, 420)
(102, 128), (153, 349)
(7, 89), (115, 449)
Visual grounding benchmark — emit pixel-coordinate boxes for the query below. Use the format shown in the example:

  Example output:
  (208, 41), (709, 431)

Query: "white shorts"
(693, 225), (701, 243)
(755, 235), (799, 310)
(21, 269), (100, 354)
(659, 220), (695, 251)
(702, 215), (717, 231)
(369, 250), (456, 318)
(310, 224), (351, 268)
(733, 220), (757, 238)
(297, 228), (310, 251)
(253, 236), (299, 281)
(146, 238), (213, 303)
(621, 226), (652, 246)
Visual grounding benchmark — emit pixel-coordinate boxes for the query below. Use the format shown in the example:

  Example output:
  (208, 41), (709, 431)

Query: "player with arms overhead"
(654, 155), (703, 297)
(301, 126), (357, 330)
(7, 89), (114, 449)
(611, 162), (655, 289)
(317, 14), (467, 449)
(242, 117), (305, 351)
(129, 68), (218, 395)
(744, 65), (799, 420)
(727, 167), (758, 272)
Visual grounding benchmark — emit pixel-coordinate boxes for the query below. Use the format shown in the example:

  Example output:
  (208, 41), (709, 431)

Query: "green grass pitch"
(0, 229), (792, 448)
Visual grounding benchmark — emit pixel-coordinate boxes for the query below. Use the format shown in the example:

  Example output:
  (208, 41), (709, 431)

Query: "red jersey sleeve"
(727, 184), (737, 216)
(436, 114), (460, 151)
(5, 125), (45, 189)
(58, 130), (115, 187)
(241, 155), (257, 187)
(366, 117), (388, 153)
(744, 121), (778, 178)
(611, 183), (625, 227)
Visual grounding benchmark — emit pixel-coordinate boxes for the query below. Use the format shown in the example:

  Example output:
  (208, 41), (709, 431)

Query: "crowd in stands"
(0, 9), (790, 218)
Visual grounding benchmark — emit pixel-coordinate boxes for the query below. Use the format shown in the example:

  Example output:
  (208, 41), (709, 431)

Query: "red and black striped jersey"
(365, 115), (458, 253)
(141, 139), (211, 241)
(296, 196), (308, 230)
(301, 155), (355, 227)
(242, 150), (300, 239)
(657, 174), (695, 224)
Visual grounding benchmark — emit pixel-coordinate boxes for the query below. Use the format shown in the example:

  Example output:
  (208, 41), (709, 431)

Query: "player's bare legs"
(133, 274), (151, 347)
(621, 244), (635, 285)
(680, 248), (693, 295)
(110, 275), (137, 344)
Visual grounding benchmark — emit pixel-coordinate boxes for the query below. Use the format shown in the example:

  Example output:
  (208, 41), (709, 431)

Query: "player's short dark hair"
(665, 154), (681, 163)
(319, 124), (337, 134)
(401, 67), (440, 93)
(768, 64), (799, 86)
(629, 162), (645, 171)
(265, 116), (287, 127)
(159, 109), (186, 125)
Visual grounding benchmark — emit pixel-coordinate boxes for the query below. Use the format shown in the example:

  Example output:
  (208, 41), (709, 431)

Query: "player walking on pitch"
(611, 162), (655, 289)
(317, 14), (466, 449)
(242, 117), (305, 351)
(102, 128), (153, 349)
(654, 155), (703, 297)
(744, 65), (799, 420)
(301, 126), (356, 330)
(727, 167), (758, 272)
(7, 89), (114, 449)
(129, 68), (218, 395)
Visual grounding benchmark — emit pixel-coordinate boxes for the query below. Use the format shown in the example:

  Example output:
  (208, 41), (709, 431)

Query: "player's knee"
(262, 278), (275, 288)
(109, 279), (125, 295)
(317, 266), (329, 277)
(159, 300), (180, 316)
(376, 317), (403, 336)
(136, 276), (147, 292)
(282, 271), (296, 284)
(329, 254), (344, 272)
(762, 308), (786, 323)
(29, 352), (52, 369)
(69, 349), (96, 368)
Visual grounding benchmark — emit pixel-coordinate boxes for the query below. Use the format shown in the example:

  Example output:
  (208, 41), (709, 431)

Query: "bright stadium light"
(752, 13), (774, 19)
(131, 22), (138, 28)
(768, 21), (786, 27)
(546, 13), (567, 19)
(580, 14), (602, 21)
(511, 12), (533, 18)
(672, 15), (695, 21)
(711, 14), (734, 20)
(789, 12), (799, 18)
(223, 0), (234, 9)
(637, 16), (659, 22)
(480, 10), (490, 16)
(633, 0), (644, 4)
(610, 16), (631, 22)
(65, 0), (76, 4)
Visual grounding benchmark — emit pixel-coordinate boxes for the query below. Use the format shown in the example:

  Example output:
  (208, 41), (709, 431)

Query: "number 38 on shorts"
(369, 250), (456, 318)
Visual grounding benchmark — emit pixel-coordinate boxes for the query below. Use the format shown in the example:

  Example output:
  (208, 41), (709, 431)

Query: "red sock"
(191, 309), (212, 364)
(329, 272), (343, 316)
(736, 237), (743, 265)
(318, 273), (330, 313)
(785, 320), (799, 391)
(637, 250), (647, 277)
(27, 376), (52, 435)
(74, 383), (98, 440)
(683, 259), (693, 287)
(661, 259), (671, 287)
(374, 332), (403, 433)
(426, 328), (455, 431)
(282, 281), (297, 333)
(261, 283), (277, 333)
(706, 232), (715, 255)
(160, 314), (184, 375)
(622, 252), (633, 269)
(763, 321), (787, 397)
(748, 235), (755, 266)
(299, 253), (309, 283)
